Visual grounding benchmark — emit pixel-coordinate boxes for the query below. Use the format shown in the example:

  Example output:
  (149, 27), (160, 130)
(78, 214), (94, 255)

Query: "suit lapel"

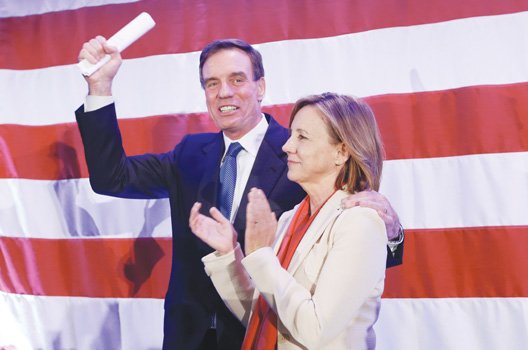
(196, 133), (224, 214)
(286, 191), (347, 275)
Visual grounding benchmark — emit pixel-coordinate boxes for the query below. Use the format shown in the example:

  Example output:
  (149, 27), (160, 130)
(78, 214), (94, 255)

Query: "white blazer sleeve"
(242, 207), (387, 348)
(202, 243), (255, 325)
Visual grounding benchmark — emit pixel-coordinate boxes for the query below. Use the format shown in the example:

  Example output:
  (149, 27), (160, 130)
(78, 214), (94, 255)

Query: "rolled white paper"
(78, 12), (156, 76)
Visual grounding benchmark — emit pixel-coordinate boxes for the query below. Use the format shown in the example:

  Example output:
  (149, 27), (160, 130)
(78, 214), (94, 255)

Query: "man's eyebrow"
(229, 71), (248, 78)
(203, 77), (219, 84)
(203, 72), (247, 83)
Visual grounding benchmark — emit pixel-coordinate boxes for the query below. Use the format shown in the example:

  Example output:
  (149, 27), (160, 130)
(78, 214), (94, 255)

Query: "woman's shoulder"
(334, 196), (387, 244)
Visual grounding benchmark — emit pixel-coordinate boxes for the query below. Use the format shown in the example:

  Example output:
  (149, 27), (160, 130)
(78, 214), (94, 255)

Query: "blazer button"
(278, 333), (287, 344)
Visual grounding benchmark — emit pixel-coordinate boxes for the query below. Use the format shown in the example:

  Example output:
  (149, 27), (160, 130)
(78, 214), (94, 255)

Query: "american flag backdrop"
(1, 0), (528, 349)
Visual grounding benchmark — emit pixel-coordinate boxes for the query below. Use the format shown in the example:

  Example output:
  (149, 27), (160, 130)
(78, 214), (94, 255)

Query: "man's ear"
(257, 77), (266, 102)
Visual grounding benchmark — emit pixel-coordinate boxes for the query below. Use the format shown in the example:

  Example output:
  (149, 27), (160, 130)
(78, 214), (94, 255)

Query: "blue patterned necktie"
(218, 142), (244, 220)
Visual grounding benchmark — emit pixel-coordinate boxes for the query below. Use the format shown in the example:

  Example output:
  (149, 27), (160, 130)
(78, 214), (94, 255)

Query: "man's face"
(202, 48), (265, 140)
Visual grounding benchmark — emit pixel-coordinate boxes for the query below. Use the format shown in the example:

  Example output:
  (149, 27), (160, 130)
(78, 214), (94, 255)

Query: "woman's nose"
(282, 136), (294, 153)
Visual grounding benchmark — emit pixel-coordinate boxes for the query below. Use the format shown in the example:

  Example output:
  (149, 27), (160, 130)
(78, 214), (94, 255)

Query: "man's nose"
(218, 82), (234, 98)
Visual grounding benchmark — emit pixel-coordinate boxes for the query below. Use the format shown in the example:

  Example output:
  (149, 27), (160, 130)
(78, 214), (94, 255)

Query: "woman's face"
(282, 105), (347, 189)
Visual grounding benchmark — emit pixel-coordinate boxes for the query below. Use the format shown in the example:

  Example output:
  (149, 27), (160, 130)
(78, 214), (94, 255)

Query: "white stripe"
(381, 151), (528, 230)
(0, 152), (526, 238)
(0, 291), (163, 350)
(0, 0), (140, 18)
(2, 291), (527, 350)
(2, 11), (528, 125)
(377, 298), (528, 350)
(0, 178), (171, 238)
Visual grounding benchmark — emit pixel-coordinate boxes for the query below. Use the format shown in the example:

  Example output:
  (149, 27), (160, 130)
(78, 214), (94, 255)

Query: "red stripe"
(3, 0), (528, 70)
(368, 83), (528, 160)
(383, 226), (528, 298)
(1, 226), (527, 298)
(0, 237), (172, 298)
(1, 83), (527, 180)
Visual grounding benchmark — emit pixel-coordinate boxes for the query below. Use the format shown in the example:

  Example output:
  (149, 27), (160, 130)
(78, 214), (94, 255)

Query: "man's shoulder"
(184, 131), (220, 144)
(172, 132), (223, 167)
(263, 113), (289, 143)
(265, 113), (287, 130)
(178, 132), (224, 152)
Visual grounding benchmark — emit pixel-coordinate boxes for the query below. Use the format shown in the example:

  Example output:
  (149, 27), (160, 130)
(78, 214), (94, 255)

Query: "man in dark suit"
(76, 38), (403, 349)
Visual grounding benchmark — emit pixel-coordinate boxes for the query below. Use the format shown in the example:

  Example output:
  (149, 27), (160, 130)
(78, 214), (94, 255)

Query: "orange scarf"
(242, 192), (334, 349)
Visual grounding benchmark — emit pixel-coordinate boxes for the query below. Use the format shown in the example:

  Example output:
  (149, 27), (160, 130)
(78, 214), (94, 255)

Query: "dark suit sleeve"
(75, 103), (177, 199)
(386, 242), (403, 268)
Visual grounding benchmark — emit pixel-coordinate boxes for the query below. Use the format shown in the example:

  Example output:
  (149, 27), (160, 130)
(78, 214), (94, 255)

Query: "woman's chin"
(286, 171), (302, 184)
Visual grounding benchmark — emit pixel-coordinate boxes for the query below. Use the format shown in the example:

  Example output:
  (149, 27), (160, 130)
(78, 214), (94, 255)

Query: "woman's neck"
(304, 183), (337, 215)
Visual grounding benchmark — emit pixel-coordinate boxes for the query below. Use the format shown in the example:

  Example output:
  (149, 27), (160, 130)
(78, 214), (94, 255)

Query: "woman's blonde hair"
(289, 92), (384, 192)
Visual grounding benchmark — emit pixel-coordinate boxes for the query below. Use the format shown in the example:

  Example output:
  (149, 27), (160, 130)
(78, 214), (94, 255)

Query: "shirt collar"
(222, 114), (269, 157)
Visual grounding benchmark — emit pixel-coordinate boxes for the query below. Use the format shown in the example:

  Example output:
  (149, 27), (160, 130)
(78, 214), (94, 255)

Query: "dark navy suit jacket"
(75, 104), (402, 349)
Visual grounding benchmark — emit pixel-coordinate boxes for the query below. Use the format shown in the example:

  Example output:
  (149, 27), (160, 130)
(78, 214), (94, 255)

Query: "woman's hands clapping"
(189, 188), (277, 256)
(245, 188), (277, 255)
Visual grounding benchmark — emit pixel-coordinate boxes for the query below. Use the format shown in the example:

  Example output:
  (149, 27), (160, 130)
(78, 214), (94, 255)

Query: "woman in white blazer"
(190, 93), (388, 349)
